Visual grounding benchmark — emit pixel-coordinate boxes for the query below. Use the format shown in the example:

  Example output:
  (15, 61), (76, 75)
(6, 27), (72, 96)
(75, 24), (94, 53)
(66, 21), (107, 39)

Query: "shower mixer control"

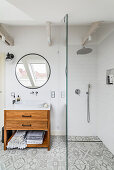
(75, 89), (80, 95)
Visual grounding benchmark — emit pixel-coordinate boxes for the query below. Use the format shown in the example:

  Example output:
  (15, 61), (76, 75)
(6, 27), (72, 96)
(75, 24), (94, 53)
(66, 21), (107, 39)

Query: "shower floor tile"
(68, 141), (114, 170)
(68, 136), (101, 142)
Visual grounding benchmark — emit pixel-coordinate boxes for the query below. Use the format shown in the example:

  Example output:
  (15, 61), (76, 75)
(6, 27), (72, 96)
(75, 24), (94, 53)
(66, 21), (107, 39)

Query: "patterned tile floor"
(68, 141), (114, 170)
(0, 136), (66, 170)
(0, 135), (114, 170)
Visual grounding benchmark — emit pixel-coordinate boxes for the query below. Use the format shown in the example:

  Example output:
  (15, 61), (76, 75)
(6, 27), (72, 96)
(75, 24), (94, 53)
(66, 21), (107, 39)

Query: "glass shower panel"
(65, 14), (69, 170)
(67, 22), (114, 169)
(49, 14), (68, 170)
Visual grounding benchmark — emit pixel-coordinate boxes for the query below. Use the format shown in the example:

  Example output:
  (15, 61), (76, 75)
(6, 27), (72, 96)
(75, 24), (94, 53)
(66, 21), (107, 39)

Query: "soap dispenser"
(17, 95), (21, 102)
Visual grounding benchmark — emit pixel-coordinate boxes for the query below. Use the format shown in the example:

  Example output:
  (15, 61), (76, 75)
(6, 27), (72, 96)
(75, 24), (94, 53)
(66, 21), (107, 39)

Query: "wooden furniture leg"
(4, 129), (7, 150)
(48, 110), (50, 151)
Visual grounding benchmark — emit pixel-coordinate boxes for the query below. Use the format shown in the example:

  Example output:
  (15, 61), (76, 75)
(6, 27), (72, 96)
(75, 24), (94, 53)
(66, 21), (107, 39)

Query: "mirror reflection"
(16, 53), (51, 88)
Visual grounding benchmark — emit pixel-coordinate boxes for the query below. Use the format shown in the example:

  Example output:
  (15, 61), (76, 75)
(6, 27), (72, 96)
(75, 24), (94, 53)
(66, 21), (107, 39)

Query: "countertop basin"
(4, 101), (50, 110)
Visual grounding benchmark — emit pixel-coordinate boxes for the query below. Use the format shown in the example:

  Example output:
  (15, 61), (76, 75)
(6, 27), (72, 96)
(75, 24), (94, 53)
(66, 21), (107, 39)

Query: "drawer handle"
(22, 115), (32, 117)
(22, 124), (31, 127)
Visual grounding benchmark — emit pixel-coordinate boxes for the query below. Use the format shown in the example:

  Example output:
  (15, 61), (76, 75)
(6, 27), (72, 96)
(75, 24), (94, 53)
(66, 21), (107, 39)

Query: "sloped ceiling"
(0, 0), (114, 25)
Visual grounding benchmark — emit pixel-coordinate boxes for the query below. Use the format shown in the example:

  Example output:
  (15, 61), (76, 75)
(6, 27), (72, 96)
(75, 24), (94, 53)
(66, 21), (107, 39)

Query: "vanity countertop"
(4, 104), (50, 110)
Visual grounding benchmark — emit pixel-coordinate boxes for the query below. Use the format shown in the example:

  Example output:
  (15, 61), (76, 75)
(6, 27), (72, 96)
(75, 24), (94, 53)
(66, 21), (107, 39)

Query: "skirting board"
(51, 131), (66, 136)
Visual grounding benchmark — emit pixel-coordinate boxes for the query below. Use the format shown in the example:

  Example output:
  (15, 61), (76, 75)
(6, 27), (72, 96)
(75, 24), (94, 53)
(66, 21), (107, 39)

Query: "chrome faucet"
(30, 91), (34, 94)
(12, 95), (16, 104)
(11, 92), (16, 104)
(35, 91), (38, 96)
(12, 99), (16, 104)
(30, 91), (38, 96)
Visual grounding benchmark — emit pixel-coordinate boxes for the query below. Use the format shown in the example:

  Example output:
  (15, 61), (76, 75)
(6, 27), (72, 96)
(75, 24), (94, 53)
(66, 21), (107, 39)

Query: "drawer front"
(6, 120), (48, 130)
(5, 110), (48, 120)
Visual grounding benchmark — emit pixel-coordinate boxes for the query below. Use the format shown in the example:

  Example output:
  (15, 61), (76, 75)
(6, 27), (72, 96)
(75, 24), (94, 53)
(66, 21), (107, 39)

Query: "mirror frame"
(15, 53), (51, 89)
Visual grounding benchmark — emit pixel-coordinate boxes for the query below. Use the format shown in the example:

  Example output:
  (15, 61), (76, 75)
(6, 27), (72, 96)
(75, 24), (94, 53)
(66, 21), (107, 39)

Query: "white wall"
(1, 24), (114, 155)
(68, 45), (97, 136)
(0, 26), (66, 135)
(68, 26), (97, 136)
(97, 30), (114, 154)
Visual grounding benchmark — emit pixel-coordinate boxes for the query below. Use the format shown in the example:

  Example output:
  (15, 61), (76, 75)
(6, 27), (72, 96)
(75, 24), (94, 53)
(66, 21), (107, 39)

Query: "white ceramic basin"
(4, 100), (50, 110)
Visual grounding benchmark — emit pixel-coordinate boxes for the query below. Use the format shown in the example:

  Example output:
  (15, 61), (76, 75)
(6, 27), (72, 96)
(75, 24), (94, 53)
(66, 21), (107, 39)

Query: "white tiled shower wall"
(68, 45), (97, 136)
(97, 30), (114, 154)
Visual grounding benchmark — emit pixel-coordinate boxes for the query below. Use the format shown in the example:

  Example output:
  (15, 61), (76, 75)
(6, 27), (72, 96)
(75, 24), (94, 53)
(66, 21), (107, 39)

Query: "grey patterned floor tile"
(0, 134), (114, 170)
(68, 141), (114, 170)
(0, 135), (66, 170)
(68, 136), (101, 142)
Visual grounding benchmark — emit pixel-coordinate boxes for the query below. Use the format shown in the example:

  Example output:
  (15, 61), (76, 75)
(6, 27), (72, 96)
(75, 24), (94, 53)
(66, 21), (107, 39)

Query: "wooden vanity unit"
(4, 110), (50, 151)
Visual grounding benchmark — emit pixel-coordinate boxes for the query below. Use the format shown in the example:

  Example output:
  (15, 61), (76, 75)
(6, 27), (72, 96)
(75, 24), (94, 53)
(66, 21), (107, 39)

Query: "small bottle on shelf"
(17, 95), (21, 102)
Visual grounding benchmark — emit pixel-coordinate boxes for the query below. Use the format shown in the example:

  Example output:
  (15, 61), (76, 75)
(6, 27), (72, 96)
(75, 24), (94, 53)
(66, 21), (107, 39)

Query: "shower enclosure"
(66, 17), (114, 169)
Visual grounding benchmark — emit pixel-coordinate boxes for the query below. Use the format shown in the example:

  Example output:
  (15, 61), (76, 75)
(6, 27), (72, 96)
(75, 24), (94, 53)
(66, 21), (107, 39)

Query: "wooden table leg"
(48, 145), (50, 151)
(4, 129), (7, 150)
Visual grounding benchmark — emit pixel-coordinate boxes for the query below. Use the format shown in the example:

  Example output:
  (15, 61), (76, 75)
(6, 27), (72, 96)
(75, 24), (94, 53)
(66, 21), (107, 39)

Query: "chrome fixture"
(75, 89), (81, 95)
(11, 92), (15, 97)
(77, 46), (93, 55)
(77, 22), (103, 55)
(30, 91), (38, 96)
(12, 99), (16, 104)
(86, 84), (91, 123)
(6, 53), (14, 61)
(30, 91), (34, 94)
(12, 95), (16, 104)
(11, 92), (16, 104)
(35, 91), (38, 96)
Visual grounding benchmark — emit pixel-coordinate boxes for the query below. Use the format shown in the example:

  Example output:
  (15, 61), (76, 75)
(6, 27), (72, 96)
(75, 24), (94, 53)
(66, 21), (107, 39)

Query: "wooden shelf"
(6, 131), (48, 149)
(27, 131), (48, 148)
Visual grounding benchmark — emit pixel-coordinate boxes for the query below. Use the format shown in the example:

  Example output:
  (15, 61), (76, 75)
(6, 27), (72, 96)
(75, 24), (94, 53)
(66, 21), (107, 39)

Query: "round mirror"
(15, 53), (51, 89)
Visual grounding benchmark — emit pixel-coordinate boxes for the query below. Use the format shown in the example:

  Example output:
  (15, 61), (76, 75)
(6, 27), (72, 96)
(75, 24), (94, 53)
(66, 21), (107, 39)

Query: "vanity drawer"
(5, 110), (48, 120)
(6, 120), (48, 130)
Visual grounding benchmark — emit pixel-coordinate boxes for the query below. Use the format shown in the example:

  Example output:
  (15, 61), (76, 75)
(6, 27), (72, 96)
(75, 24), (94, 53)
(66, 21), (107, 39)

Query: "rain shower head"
(77, 46), (93, 55)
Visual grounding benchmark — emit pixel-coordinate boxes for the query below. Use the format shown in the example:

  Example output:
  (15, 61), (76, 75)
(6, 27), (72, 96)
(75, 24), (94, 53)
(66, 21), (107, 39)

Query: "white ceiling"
(1, 0), (114, 25)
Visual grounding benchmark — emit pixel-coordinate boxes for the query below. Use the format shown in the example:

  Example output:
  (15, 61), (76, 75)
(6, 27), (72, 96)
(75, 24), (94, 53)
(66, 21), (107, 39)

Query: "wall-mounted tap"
(30, 91), (34, 94)
(35, 91), (38, 96)
(11, 92), (16, 104)
(30, 91), (38, 96)
(12, 95), (16, 104)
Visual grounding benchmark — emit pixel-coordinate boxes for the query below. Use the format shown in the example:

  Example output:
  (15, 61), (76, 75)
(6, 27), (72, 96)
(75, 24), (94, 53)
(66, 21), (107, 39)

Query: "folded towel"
(26, 131), (45, 138)
(27, 136), (44, 140)
(7, 130), (45, 149)
(7, 130), (27, 149)
(27, 139), (43, 144)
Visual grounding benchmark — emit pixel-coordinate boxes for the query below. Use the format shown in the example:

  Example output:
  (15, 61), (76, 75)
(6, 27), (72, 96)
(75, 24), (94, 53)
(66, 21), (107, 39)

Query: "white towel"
(26, 131), (45, 138)
(27, 139), (43, 144)
(7, 131), (27, 149)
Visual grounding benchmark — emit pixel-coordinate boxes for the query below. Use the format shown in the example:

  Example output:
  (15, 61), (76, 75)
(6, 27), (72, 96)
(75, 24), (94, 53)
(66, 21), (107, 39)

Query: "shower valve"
(75, 89), (81, 95)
